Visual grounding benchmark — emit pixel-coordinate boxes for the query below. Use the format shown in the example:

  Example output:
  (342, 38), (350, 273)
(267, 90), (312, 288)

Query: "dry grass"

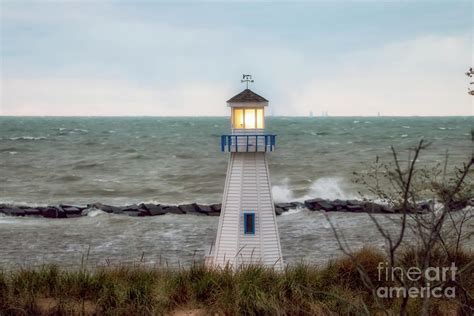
(0, 247), (472, 315)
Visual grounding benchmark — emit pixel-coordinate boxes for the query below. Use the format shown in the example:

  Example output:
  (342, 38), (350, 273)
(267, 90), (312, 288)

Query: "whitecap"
(272, 180), (294, 202)
(280, 207), (304, 216)
(306, 177), (356, 200)
(9, 136), (47, 141)
(438, 127), (446, 130)
(273, 177), (356, 202)
(401, 134), (408, 138)
(94, 178), (108, 183)
(402, 126), (410, 129)
(8, 151), (18, 155)
(83, 209), (107, 217)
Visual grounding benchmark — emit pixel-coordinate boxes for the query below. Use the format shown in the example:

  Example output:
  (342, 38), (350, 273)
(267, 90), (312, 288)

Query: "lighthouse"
(208, 75), (283, 270)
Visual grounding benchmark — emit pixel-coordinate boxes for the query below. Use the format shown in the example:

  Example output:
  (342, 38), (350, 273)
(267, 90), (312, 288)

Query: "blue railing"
(220, 134), (276, 152)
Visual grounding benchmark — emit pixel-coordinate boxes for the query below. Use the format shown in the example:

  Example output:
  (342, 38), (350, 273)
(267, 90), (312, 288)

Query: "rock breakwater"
(0, 198), (471, 219)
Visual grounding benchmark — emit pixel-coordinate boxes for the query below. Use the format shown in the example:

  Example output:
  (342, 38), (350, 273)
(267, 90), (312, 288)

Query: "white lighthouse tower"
(208, 75), (283, 270)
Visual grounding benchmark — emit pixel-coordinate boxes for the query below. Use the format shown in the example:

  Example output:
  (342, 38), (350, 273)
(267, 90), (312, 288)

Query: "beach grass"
(1, 247), (472, 315)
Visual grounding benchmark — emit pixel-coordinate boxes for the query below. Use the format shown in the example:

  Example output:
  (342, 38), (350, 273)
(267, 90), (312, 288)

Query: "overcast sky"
(1, 1), (473, 116)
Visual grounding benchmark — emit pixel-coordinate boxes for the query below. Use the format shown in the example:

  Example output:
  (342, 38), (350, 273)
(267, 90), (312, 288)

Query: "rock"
(304, 198), (325, 210)
(54, 206), (67, 218)
(124, 211), (139, 217)
(275, 203), (293, 211)
(332, 199), (348, 207)
(360, 202), (393, 213)
(24, 208), (42, 216)
(179, 203), (205, 215)
(141, 204), (166, 216)
(60, 205), (82, 215)
(120, 205), (140, 216)
(210, 204), (221, 212)
(381, 207), (395, 214)
(163, 206), (184, 214)
(318, 200), (335, 211)
(361, 202), (383, 213)
(4, 207), (26, 216)
(122, 204), (139, 212)
(302, 198), (335, 211)
(275, 207), (284, 216)
(88, 203), (122, 213)
(290, 202), (304, 208)
(383, 205), (396, 213)
(448, 200), (468, 211)
(196, 204), (212, 214)
(347, 200), (364, 206)
(60, 204), (86, 210)
(346, 204), (363, 212)
(42, 207), (66, 218)
(206, 204), (221, 216)
(138, 209), (150, 217)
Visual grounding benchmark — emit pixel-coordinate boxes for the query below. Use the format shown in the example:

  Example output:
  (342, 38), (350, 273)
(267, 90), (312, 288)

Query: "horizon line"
(0, 115), (473, 118)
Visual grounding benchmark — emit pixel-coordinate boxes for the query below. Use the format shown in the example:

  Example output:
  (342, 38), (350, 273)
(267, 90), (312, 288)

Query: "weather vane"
(241, 74), (254, 89)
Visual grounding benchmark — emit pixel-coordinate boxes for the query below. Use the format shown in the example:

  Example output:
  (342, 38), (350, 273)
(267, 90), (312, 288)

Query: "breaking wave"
(272, 177), (357, 203)
(9, 136), (47, 141)
(83, 209), (107, 217)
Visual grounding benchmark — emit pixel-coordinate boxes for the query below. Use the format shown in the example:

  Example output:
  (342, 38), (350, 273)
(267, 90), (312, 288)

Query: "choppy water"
(0, 116), (472, 267)
(1, 209), (472, 268)
(1, 116), (472, 205)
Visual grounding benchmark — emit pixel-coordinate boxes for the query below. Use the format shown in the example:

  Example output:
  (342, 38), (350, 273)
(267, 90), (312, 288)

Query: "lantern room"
(221, 87), (275, 153)
(227, 89), (268, 131)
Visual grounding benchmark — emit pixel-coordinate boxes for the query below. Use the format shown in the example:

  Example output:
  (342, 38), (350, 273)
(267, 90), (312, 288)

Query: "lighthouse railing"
(220, 134), (276, 152)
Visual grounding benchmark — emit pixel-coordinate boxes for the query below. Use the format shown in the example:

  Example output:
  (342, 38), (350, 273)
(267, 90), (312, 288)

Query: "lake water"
(0, 116), (472, 267)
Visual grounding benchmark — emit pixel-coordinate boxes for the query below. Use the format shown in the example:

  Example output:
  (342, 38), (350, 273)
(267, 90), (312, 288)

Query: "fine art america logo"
(377, 262), (457, 298)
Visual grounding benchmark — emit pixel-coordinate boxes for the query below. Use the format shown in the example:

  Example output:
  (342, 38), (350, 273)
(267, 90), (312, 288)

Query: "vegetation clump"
(0, 246), (472, 315)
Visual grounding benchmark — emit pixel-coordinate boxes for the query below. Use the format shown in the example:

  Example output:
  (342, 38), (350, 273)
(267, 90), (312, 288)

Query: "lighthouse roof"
(227, 89), (268, 103)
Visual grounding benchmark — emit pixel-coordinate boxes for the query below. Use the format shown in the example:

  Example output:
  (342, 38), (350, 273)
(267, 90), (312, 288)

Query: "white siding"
(212, 152), (283, 270)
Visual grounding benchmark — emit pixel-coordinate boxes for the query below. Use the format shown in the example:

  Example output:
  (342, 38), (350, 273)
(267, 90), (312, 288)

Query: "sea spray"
(272, 177), (357, 202)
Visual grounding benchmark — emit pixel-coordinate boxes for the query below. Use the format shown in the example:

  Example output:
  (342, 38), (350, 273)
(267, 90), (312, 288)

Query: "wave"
(72, 161), (103, 170)
(83, 209), (107, 217)
(54, 174), (82, 182)
(272, 177), (357, 203)
(280, 208), (304, 216)
(9, 136), (47, 141)
(0, 147), (20, 152)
